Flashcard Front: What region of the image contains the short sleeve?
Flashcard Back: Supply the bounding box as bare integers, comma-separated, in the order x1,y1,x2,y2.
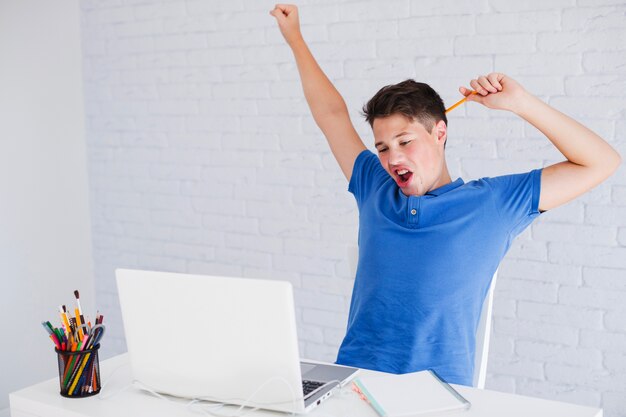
348,150,388,206
482,169,543,238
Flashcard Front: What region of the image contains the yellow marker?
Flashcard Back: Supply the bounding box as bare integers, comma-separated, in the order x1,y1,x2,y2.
445,90,478,113
75,308,84,340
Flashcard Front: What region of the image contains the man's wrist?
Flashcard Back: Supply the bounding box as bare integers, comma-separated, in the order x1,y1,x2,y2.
510,91,540,117
288,34,306,49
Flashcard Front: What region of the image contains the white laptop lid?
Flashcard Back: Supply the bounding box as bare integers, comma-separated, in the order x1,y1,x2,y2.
116,269,306,413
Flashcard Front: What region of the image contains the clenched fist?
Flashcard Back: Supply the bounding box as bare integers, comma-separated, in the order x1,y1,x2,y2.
459,73,530,114
270,4,303,46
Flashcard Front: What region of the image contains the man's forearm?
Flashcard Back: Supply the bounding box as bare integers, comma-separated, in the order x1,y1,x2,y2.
513,94,621,170
514,93,620,211
289,37,348,121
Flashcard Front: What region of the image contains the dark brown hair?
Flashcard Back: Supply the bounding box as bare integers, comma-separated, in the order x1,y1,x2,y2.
362,79,447,133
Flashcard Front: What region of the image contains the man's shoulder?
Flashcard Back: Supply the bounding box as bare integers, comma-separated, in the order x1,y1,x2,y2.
464,169,541,191
350,150,388,186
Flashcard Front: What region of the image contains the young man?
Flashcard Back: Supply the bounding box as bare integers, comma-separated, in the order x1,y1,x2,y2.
270,5,621,385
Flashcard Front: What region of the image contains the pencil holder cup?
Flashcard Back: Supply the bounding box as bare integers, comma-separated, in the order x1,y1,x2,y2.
55,344,101,398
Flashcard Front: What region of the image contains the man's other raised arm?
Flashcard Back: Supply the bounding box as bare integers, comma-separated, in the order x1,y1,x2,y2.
460,73,622,212
270,4,366,181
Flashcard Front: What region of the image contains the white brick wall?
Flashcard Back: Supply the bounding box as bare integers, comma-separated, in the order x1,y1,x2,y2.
80,1,626,415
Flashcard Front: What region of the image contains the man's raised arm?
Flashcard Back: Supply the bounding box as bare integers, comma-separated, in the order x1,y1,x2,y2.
460,73,621,212
270,4,366,181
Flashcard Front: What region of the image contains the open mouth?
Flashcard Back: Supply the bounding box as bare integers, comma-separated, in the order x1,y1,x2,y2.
395,168,413,187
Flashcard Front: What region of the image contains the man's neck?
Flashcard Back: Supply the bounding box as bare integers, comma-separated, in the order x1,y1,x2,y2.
429,164,452,192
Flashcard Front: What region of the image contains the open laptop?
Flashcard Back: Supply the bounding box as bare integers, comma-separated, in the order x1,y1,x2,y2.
116,269,359,413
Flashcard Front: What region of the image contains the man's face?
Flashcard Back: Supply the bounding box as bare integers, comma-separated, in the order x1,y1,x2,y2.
373,114,448,196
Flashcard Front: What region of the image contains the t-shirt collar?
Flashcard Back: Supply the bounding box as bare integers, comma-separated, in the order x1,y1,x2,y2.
425,178,465,196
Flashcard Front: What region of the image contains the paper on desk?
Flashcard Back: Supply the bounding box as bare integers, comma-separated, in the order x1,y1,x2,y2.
353,370,470,417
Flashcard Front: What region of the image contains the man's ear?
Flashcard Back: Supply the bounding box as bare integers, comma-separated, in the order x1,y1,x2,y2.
434,120,447,145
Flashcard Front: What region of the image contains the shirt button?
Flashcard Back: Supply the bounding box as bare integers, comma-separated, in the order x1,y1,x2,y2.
410,209,417,215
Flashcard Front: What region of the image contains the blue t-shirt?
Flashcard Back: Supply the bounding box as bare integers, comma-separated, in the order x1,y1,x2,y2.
336,150,542,386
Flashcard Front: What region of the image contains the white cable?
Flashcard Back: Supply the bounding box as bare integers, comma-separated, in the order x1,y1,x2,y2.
133,376,297,417
97,383,134,400
186,398,225,415
192,402,262,417
133,380,172,401
97,362,133,400
187,375,296,417
97,361,348,417
131,377,345,417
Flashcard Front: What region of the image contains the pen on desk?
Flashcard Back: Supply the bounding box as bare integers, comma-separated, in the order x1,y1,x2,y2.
69,316,77,336
49,335,61,350
92,366,97,392
58,328,66,350
75,308,84,340
43,322,63,349
59,305,72,334
62,325,71,347
53,327,63,343
67,330,100,394
44,321,55,334
62,351,80,388
82,352,98,394
68,360,88,395
52,334,62,350
63,341,86,390
83,359,93,394
42,322,62,349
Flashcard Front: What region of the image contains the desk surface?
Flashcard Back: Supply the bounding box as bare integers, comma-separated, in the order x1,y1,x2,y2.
10,354,602,417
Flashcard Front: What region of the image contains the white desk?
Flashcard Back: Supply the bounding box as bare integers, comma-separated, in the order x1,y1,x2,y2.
10,354,602,417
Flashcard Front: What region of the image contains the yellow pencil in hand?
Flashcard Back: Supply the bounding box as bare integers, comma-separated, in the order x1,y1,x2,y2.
445,90,478,113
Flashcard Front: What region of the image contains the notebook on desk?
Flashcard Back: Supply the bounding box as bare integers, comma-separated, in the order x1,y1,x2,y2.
115,269,359,414
353,370,470,417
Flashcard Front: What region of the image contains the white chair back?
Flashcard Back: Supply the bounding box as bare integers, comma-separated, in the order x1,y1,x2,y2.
473,269,497,389
346,246,496,388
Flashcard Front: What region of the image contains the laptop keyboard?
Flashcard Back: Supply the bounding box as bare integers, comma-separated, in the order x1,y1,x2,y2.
302,380,325,397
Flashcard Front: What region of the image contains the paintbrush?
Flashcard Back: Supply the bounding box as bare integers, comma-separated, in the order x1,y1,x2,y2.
74,290,83,316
